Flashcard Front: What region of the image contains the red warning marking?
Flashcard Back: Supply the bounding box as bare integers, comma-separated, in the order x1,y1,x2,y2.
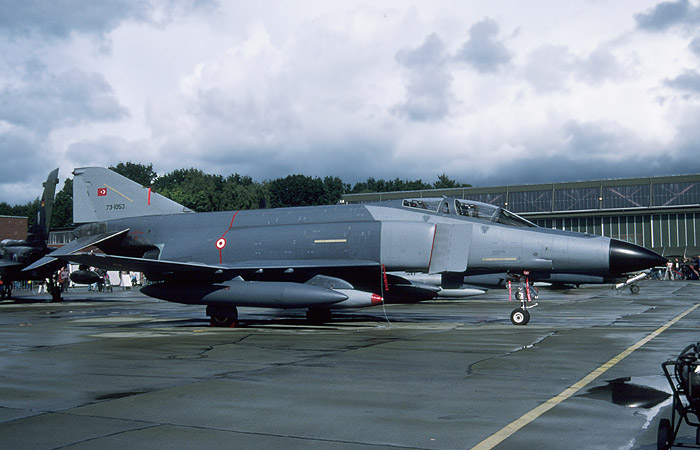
371,294,383,305
382,264,389,292
148,188,151,205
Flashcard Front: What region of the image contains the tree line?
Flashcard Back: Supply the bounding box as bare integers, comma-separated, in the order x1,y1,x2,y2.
0,162,470,229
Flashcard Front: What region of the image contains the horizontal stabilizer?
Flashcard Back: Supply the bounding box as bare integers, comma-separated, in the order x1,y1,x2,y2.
0,260,23,269
51,229,130,257
21,256,55,272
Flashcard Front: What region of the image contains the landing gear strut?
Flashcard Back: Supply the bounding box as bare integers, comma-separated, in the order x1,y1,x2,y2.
207,305,238,328
508,274,538,326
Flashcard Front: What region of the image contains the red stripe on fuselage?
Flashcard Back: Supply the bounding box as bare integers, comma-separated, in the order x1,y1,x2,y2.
218,211,240,263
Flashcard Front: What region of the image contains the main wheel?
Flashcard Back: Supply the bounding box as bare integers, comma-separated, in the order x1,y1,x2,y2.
307,307,332,324
207,305,238,328
630,284,640,294
510,308,530,325
50,286,62,302
210,315,237,328
657,418,672,450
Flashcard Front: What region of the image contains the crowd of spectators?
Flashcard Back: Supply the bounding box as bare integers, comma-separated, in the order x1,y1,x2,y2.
659,256,700,280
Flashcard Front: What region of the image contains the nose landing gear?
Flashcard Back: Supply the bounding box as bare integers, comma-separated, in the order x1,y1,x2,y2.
508,274,538,326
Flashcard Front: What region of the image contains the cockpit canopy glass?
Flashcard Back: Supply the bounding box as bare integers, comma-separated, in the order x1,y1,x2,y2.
401,198,537,228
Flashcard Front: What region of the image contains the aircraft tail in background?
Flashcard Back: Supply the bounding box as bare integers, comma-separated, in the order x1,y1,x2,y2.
27,168,59,246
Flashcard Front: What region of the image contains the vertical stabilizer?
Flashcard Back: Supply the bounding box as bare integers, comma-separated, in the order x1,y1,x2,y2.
73,167,192,224
28,168,59,246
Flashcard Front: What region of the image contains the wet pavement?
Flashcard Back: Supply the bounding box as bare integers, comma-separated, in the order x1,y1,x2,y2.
1,280,699,449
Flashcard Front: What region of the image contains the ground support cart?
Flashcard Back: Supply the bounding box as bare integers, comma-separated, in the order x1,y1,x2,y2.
658,343,700,449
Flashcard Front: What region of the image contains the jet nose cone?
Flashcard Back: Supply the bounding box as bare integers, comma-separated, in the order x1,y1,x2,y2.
609,239,667,274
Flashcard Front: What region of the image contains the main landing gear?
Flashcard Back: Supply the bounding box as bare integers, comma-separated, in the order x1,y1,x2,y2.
306,307,332,324
207,305,238,328
508,275,538,326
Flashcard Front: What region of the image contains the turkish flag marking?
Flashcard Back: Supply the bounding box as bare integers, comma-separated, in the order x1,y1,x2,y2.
97,188,107,196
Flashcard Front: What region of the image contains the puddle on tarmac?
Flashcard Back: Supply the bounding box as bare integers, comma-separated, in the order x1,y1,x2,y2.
579,377,670,408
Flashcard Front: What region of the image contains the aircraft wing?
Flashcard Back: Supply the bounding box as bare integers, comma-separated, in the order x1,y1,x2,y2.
52,251,382,281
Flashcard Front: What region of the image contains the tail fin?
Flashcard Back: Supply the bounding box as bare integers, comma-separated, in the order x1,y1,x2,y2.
27,168,59,246
73,167,192,223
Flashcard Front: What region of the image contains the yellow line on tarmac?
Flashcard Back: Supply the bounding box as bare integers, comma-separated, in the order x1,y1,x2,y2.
471,301,700,450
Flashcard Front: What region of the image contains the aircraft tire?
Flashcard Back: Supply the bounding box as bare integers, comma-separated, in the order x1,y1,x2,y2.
510,308,530,326
207,305,238,328
210,315,237,328
630,284,640,294
657,418,672,450
307,307,332,324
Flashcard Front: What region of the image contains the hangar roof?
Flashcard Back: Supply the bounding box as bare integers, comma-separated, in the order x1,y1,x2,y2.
342,174,700,218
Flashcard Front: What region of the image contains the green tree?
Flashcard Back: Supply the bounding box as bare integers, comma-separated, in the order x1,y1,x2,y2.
268,174,325,208
433,173,471,189
220,174,268,211
319,176,348,205
152,168,224,212
50,178,73,228
110,162,158,187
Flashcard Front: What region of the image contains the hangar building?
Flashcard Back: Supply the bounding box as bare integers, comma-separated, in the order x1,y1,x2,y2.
342,174,700,258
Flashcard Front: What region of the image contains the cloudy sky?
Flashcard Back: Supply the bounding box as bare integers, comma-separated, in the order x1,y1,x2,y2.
2,0,700,205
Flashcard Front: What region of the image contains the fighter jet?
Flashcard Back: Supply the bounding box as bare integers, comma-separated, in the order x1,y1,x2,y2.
1,168,65,301
26,168,666,326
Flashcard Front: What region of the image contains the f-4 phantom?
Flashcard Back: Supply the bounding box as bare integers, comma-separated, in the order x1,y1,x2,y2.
1,169,65,300
27,168,666,326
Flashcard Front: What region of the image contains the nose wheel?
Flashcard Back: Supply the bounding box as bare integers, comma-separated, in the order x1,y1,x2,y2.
510,307,530,325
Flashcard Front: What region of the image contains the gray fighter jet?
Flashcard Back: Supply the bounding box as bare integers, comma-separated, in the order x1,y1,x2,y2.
1,168,64,300
26,168,666,326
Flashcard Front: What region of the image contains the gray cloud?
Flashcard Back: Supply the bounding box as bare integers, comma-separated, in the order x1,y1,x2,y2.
0,127,56,206
635,0,700,31
522,45,573,92
456,18,511,73
561,120,634,157
394,33,452,122
523,44,624,92
0,0,150,39
467,118,700,187
0,0,217,39
665,69,700,93
0,68,128,134
574,47,623,84
689,36,700,57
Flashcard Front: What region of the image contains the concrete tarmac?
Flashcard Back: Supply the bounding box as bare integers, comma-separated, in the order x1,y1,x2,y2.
1,280,699,449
